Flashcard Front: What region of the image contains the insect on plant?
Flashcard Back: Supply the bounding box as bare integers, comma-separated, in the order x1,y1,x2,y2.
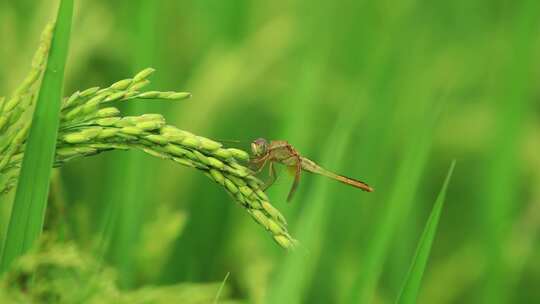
250,138,374,202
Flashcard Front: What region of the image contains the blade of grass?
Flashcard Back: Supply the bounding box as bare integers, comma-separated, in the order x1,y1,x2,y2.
213,272,230,304
262,4,339,301
263,56,324,217
347,98,441,304
0,0,73,272
265,95,362,304
105,0,158,288
395,160,455,304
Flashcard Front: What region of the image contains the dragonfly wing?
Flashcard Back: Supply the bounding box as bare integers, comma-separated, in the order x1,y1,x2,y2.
262,161,278,190
286,157,302,202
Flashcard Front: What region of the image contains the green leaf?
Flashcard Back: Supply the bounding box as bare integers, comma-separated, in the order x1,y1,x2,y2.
347,101,439,304
0,0,73,272
105,0,159,288
395,160,456,304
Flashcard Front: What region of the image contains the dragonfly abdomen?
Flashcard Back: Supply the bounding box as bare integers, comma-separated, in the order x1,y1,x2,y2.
300,158,374,192
333,174,374,192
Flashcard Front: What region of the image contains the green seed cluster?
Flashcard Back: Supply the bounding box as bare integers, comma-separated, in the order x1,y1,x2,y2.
0,23,53,193
0,25,295,249
60,68,191,128
54,115,294,248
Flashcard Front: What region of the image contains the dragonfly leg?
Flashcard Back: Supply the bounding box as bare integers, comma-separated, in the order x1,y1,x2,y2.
250,155,269,173
262,161,277,190
286,156,302,202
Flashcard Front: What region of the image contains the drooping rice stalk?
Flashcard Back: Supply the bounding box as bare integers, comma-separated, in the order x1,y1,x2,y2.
0,30,294,252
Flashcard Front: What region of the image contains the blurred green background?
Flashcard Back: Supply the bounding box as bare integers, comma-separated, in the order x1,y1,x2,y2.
1,0,540,303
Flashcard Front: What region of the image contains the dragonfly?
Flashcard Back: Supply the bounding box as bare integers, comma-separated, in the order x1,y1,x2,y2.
250,138,373,202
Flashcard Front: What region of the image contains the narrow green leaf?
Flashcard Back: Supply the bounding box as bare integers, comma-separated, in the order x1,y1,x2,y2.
213,272,230,304
0,0,73,272
105,0,158,288
395,160,456,304
264,109,355,304
347,103,437,303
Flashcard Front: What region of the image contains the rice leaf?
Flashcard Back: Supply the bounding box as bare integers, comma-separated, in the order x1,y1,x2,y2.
105,0,159,288
347,101,439,303
265,81,361,303
395,160,455,304
0,0,73,272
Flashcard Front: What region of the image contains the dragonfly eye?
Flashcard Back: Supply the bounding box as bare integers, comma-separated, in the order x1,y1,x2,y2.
251,138,268,156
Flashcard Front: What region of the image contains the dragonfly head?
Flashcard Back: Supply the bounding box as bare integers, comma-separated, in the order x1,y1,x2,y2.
251,138,269,157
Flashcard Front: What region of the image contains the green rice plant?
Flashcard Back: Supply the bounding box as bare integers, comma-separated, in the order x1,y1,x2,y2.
0,0,73,273
0,25,54,190
56,72,292,248
0,67,294,250
395,160,455,304
0,238,239,303
0,38,294,258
